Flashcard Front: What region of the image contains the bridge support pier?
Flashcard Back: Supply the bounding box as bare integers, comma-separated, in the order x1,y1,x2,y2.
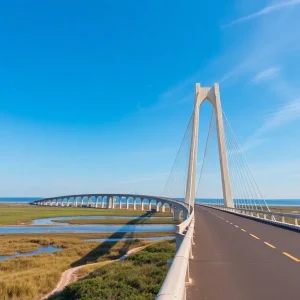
133,199,137,210
141,200,144,211
149,201,152,211
126,199,129,209
173,207,181,221
119,197,122,209
107,196,113,209
183,209,188,220
111,197,116,209
156,203,160,212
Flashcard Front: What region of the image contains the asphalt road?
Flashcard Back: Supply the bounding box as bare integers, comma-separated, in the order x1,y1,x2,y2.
187,205,300,300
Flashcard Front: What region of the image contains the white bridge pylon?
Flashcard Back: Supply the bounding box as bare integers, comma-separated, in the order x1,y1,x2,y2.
185,83,235,209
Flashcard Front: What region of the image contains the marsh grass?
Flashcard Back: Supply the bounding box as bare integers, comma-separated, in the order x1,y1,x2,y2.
0,205,171,225
0,232,174,300
51,240,176,300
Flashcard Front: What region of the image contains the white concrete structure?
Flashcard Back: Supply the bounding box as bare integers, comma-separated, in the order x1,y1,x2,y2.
185,83,234,209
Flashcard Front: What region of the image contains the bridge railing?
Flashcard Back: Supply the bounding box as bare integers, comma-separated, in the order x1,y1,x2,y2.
204,205,300,229
156,208,194,300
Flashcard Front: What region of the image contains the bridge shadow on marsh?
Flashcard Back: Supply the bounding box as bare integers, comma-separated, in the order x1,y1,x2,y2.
71,210,157,267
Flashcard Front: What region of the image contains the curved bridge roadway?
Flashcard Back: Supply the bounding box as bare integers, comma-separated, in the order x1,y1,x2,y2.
188,205,300,300
32,194,189,221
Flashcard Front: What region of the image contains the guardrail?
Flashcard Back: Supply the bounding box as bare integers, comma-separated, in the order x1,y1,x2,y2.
203,205,300,230
156,208,194,300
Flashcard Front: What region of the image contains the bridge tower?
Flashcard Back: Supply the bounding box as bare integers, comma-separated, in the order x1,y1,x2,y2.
185,83,234,209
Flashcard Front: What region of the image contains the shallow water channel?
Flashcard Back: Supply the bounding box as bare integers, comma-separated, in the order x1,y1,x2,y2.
0,216,176,234
0,245,63,261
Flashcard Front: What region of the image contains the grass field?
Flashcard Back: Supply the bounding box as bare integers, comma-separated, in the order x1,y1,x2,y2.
269,206,300,213
0,233,174,300
50,240,176,300
0,204,172,225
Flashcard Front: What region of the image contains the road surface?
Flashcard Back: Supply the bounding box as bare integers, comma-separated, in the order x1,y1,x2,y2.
187,205,300,300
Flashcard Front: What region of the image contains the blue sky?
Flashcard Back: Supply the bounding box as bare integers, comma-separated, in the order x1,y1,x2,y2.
0,0,300,198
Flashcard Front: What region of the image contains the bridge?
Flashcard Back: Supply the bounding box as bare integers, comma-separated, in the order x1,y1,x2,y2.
32,83,300,300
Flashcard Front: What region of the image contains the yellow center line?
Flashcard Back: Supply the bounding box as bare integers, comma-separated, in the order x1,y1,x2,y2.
241,229,246,232
282,252,300,262
250,234,260,240
264,242,276,249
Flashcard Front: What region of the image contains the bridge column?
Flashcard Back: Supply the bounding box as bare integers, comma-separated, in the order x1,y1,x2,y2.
183,209,188,220
133,199,137,210
156,202,160,212
149,201,152,211
173,207,181,221
95,197,99,208
102,197,105,208
80,198,84,207
119,197,122,209
126,198,129,209
161,203,165,212
141,199,145,211
108,196,113,209
112,197,115,209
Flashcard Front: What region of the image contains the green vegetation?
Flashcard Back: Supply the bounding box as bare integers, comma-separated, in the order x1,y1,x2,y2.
53,218,178,225
0,233,174,300
51,240,175,300
0,204,172,225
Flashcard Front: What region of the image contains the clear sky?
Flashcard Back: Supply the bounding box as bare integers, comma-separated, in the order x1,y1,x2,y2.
0,0,299,199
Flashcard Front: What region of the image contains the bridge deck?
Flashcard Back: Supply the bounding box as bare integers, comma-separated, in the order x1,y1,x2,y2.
188,205,300,300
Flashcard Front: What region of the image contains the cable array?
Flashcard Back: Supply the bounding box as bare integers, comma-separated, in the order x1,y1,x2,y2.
196,109,270,212
161,113,193,200
161,103,270,213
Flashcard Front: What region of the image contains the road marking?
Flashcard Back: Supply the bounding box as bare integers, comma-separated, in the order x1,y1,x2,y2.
226,220,229,222
234,225,239,228
264,242,276,249
250,234,260,240
282,252,300,262
241,229,246,232
230,222,233,225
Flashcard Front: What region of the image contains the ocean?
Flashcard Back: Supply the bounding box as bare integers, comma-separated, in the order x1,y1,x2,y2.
0,198,42,204
0,197,299,206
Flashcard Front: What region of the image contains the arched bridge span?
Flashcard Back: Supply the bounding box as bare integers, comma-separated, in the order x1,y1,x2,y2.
32,194,190,221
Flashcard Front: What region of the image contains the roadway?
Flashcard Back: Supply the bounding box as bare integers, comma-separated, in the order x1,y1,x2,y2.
187,205,300,300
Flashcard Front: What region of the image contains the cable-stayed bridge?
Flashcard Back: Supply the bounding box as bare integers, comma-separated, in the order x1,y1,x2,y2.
33,83,300,300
